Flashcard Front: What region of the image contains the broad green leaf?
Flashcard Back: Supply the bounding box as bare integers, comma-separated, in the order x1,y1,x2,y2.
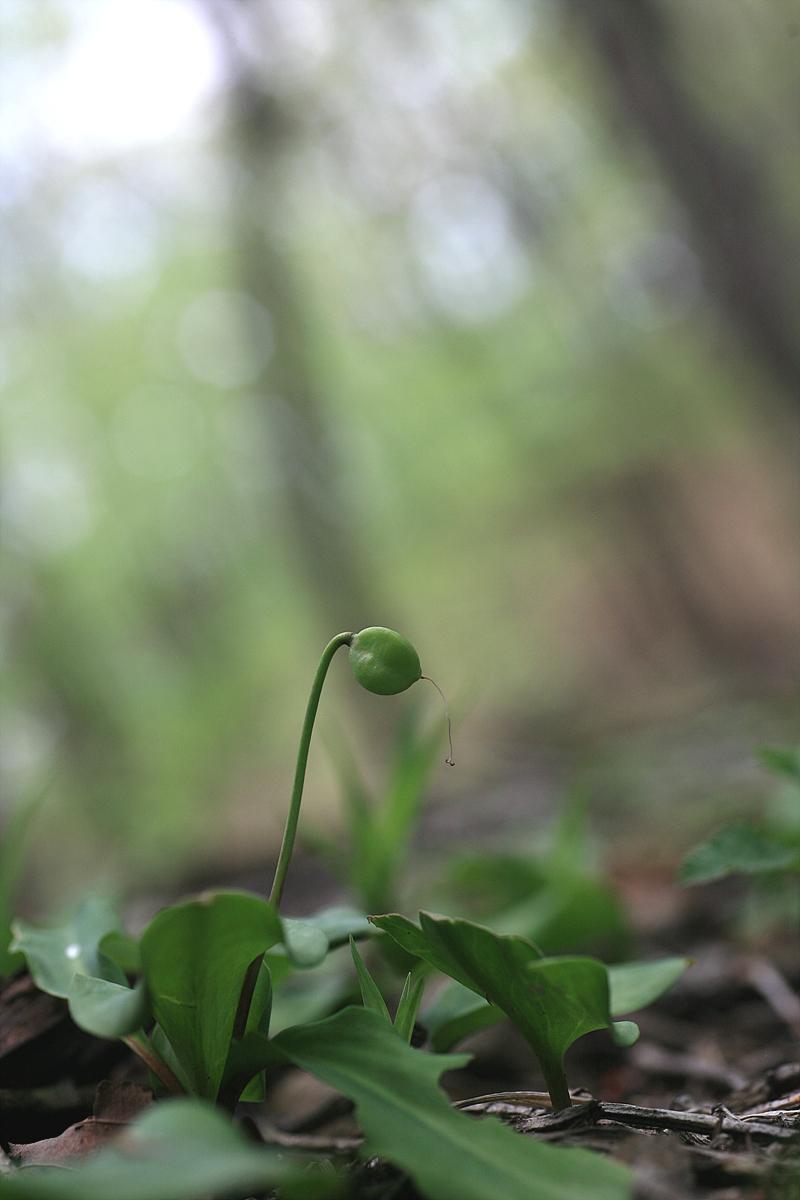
248,955,274,1034
0,1098,338,1200
350,936,391,1021
374,913,617,1109
607,957,690,1015
393,973,425,1042
422,959,687,1054
370,911,499,991
10,897,123,997
422,979,506,1051
268,958,354,1035
68,974,150,1039
680,825,799,884
139,891,282,1100
261,947,295,991
275,1007,631,1200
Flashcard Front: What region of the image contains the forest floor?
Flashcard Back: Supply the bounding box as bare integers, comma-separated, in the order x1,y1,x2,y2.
2,860,797,1199
2,712,798,1199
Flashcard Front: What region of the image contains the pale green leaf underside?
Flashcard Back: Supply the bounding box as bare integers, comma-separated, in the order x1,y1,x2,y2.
68,974,150,1039
607,957,690,1015
281,917,329,966
10,897,123,998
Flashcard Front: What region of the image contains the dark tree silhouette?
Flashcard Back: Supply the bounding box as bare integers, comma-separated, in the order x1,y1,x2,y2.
563,0,800,399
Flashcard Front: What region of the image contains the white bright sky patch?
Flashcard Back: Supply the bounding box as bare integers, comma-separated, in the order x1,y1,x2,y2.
38,0,223,158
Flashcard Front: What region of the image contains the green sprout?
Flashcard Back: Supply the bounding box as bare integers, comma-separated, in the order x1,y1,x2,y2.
269,627,453,910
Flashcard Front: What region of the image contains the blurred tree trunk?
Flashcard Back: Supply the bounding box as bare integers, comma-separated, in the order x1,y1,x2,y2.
563,0,800,400
573,461,799,696
204,0,386,638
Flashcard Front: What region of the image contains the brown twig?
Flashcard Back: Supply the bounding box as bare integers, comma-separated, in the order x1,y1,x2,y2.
518,1099,800,1144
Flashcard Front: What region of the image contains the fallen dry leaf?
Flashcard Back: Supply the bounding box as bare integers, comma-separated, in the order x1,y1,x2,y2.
9,1080,152,1166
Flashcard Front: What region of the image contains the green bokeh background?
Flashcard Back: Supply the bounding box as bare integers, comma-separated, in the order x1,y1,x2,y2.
2,0,798,908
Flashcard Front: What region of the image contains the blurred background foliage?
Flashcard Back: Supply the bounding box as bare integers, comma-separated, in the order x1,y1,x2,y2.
1,0,798,910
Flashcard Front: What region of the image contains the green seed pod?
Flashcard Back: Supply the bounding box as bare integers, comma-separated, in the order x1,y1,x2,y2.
348,627,422,696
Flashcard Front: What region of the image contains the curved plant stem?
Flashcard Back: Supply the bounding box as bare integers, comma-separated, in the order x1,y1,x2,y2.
232,953,265,1042
269,632,353,910
124,1031,185,1096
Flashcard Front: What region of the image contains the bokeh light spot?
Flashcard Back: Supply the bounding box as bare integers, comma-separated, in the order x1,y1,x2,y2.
409,173,533,322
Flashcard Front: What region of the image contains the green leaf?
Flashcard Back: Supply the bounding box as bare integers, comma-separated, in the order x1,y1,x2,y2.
759,745,800,783
375,912,618,1109
262,907,370,976
393,973,425,1042
422,979,506,1051
139,891,282,1100
446,794,628,958
609,1021,639,1047
421,958,687,1055
0,1098,339,1200
249,955,274,1034
302,903,373,947
325,708,441,912
350,936,392,1021
99,929,142,976
370,911,501,991
680,825,799,884
268,958,354,1035
226,957,273,1103
607,957,690,1015
68,974,150,1039
218,1029,282,1108
10,897,123,997
150,1024,192,1094
281,917,329,966
275,1007,631,1200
